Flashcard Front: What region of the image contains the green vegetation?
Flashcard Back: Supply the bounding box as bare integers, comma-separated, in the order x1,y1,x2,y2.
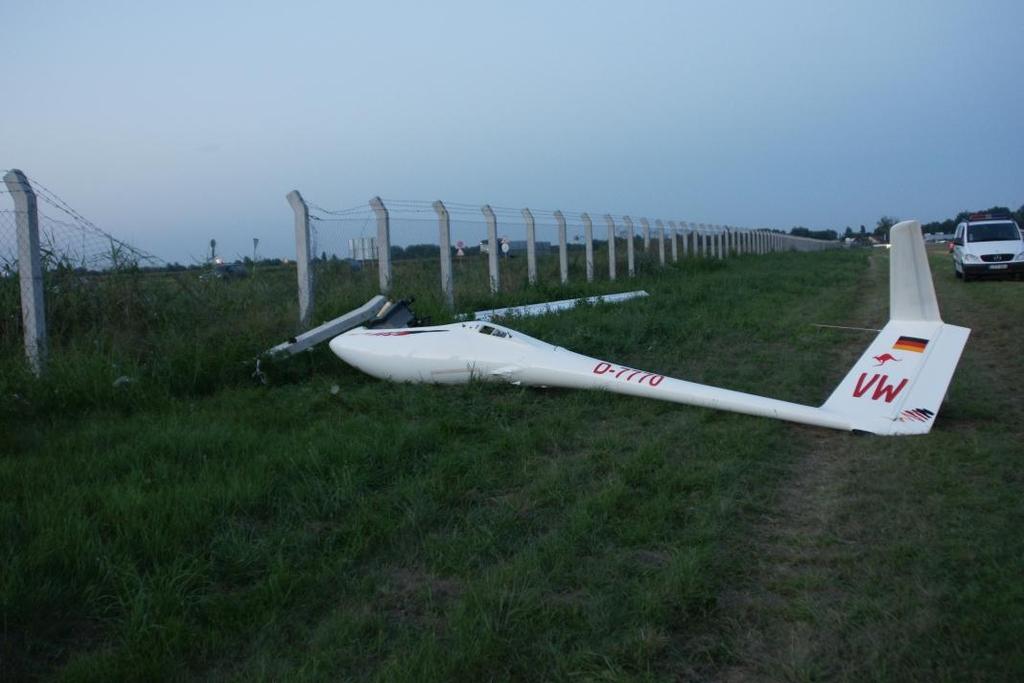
2,247,1022,680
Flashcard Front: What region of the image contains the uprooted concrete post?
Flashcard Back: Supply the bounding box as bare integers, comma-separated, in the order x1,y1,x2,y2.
604,214,617,281
433,200,454,309
4,169,46,375
286,189,315,329
581,212,594,282
481,204,500,293
522,208,537,285
369,196,392,294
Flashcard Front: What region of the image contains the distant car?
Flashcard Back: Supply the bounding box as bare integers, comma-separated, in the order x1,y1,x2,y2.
200,262,249,281
951,213,1024,281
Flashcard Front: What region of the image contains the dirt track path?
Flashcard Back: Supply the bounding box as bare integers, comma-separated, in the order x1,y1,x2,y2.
709,254,888,681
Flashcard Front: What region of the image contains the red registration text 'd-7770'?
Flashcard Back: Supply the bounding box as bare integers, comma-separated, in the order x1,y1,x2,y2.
592,362,664,386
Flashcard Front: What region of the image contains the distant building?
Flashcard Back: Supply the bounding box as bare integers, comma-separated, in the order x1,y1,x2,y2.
349,237,377,261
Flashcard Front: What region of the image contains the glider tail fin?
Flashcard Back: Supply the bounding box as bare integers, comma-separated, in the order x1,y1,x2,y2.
822,221,970,435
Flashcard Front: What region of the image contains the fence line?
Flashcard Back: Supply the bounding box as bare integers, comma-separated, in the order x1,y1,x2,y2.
288,193,841,329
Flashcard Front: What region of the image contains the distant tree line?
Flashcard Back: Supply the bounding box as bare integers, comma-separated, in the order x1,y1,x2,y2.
865,204,1024,242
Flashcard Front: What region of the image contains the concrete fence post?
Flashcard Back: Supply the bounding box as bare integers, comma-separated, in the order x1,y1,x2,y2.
716,226,724,259
369,196,392,294
554,210,568,284
682,222,691,258
669,221,678,262
481,205,500,293
581,212,594,282
640,217,650,252
286,189,315,329
4,170,46,375
656,219,666,265
522,208,537,285
433,200,454,309
623,215,636,277
604,214,617,281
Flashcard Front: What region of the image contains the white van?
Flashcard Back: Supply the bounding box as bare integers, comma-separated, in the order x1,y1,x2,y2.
951,213,1024,281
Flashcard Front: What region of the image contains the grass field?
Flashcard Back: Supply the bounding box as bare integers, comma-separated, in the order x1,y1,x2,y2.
2,246,1022,680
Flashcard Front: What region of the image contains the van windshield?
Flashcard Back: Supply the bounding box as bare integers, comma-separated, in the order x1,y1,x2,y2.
967,222,1020,243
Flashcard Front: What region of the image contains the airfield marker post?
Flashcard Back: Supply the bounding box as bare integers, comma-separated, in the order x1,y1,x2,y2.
554,210,569,284
581,212,594,282
481,205,500,293
656,219,666,266
286,189,315,329
640,217,650,252
522,208,537,285
669,221,678,262
623,215,636,277
604,214,617,281
433,200,454,309
369,196,392,294
4,170,47,375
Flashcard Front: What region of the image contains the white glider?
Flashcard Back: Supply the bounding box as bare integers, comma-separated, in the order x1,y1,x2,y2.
330,221,969,435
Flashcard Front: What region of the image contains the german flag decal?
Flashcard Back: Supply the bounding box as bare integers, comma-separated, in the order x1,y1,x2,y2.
893,336,928,353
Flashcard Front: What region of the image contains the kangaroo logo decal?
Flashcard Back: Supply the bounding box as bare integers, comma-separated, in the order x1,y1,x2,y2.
852,372,908,403
873,353,901,367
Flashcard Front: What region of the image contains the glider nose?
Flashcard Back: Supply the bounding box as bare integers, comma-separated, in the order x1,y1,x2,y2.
328,331,361,365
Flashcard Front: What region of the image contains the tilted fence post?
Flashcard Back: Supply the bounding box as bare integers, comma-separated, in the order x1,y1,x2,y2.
604,214,617,281
669,221,678,262
433,200,454,309
656,219,666,265
623,216,635,277
554,210,568,284
581,212,594,282
481,205,500,293
4,170,46,375
369,196,392,294
522,208,537,285
640,217,650,252
286,190,315,329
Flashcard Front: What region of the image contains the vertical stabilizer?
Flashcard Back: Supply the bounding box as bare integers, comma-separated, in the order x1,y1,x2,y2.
890,220,941,322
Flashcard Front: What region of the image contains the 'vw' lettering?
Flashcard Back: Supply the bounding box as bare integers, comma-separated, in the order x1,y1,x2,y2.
852,372,908,403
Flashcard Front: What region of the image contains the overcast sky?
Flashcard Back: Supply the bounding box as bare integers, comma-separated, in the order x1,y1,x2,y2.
3,0,1023,262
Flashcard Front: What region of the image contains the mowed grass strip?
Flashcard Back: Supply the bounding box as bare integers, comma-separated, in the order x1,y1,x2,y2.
3,249,869,680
